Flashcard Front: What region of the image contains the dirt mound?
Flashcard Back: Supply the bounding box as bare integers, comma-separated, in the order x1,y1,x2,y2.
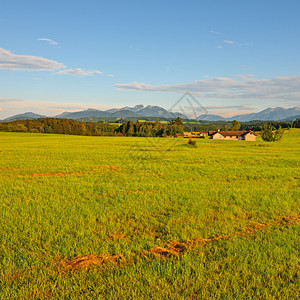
279,215,299,223
59,214,299,271
190,215,299,246
61,254,121,270
147,241,188,258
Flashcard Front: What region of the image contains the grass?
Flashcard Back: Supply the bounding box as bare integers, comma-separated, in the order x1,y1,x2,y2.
0,129,299,299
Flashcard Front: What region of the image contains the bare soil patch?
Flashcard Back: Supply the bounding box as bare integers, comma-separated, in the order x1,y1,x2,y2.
146,241,188,258
60,254,122,270
28,172,86,177
110,233,126,239
54,215,300,272
90,166,119,170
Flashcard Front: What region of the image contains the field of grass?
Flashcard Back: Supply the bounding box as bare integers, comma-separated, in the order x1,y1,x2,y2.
0,130,299,299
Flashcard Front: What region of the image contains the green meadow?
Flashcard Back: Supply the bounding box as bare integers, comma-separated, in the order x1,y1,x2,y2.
0,130,299,299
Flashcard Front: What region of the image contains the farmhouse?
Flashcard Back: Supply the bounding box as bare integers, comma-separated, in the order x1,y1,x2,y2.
209,130,257,141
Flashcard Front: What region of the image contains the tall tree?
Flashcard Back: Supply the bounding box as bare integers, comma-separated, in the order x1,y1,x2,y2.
261,124,284,142
231,120,241,131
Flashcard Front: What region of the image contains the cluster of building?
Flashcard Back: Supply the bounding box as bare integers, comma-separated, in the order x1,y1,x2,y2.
184,130,257,141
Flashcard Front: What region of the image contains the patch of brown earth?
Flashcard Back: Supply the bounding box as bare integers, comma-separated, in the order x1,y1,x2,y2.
61,254,122,270
7,266,36,281
90,166,119,170
151,173,163,177
28,290,52,300
146,241,188,258
10,272,24,280
59,214,299,271
0,167,19,171
110,233,126,239
190,215,299,246
28,172,86,177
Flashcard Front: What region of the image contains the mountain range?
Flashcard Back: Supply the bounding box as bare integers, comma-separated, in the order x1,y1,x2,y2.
196,107,300,122
1,105,299,122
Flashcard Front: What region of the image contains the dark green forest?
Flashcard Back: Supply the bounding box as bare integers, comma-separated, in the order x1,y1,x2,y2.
184,119,297,132
0,118,184,137
0,118,119,136
115,118,184,137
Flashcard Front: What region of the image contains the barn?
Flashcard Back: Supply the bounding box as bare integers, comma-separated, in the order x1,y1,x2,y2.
210,130,257,141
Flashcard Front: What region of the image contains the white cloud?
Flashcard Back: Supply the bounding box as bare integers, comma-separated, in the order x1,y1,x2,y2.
114,76,300,101
223,40,252,47
0,48,65,70
0,48,106,77
210,30,221,35
37,38,58,46
107,74,114,77
205,105,255,111
56,68,103,76
217,46,223,49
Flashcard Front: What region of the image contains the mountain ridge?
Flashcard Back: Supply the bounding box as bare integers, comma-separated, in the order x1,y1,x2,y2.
196,106,299,122
2,105,299,122
2,112,47,122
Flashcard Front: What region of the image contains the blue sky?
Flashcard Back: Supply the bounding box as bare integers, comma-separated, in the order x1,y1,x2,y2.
1,0,300,118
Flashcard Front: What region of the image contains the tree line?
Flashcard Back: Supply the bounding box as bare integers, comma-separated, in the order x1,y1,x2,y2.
115,118,184,137
0,118,119,136
0,117,298,137
241,120,299,130
0,117,184,137
184,119,299,132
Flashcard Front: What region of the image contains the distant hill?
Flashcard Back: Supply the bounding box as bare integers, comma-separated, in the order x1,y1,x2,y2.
2,106,299,122
197,107,300,122
52,108,143,119
106,104,188,118
196,114,225,121
3,112,46,122
226,107,300,122
136,105,187,118
52,105,188,120
279,114,300,121
115,104,145,113
110,110,140,118
54,111,73,118
54,109,112,119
